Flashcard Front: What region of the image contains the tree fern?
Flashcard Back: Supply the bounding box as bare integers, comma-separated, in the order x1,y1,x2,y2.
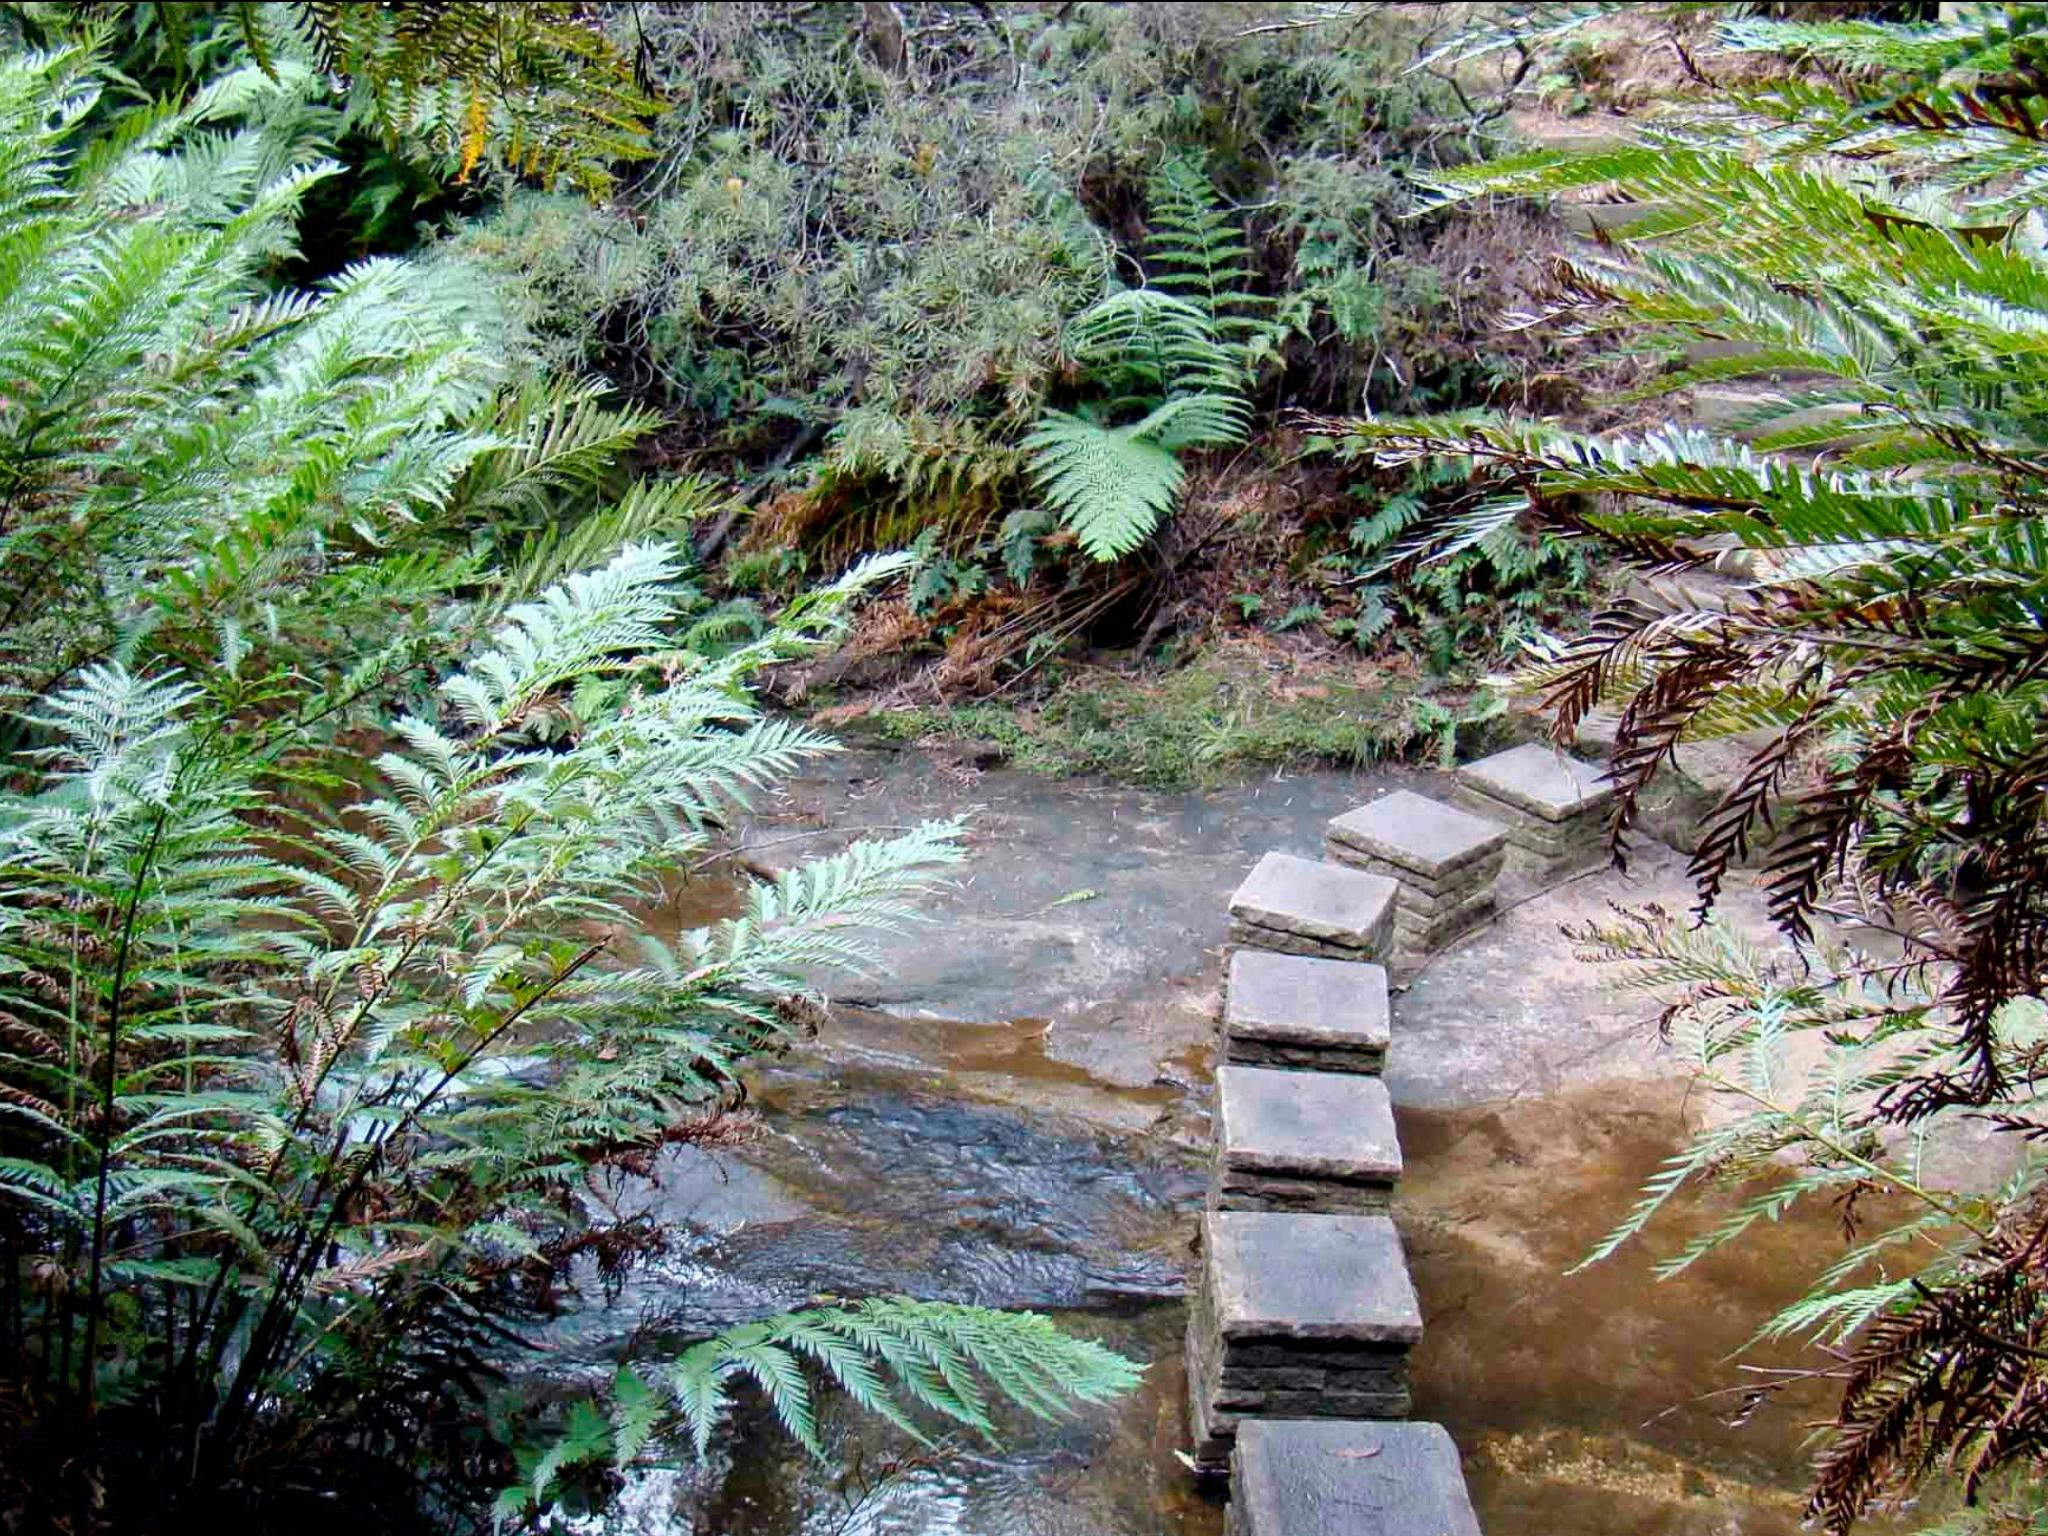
0,48,1138,1525
0,41,669,742
1307,7,2048,1527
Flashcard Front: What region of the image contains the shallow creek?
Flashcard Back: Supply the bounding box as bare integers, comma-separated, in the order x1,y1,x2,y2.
541,748,1908,1534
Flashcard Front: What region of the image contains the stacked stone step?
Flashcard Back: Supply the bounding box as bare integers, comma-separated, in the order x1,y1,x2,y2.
1454,743,1615,882
1216,948,1398,1209
1228,1420,1481,1536
1211,1064,1400,1212
1196,848,1481,1532
1186,1209,1421,1473
1222,949,1388,1074
1227,852,1397,962
1324,789,1506,960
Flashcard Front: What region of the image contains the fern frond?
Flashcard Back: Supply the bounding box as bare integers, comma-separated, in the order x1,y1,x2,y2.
1022,411,1184,562
1067,287,1242,401
650,1298,1140,1458
1143,154,1271,361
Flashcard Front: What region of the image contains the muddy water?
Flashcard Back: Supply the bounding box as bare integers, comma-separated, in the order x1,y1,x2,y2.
547,752,1898,1534
1399,1082,1917,1536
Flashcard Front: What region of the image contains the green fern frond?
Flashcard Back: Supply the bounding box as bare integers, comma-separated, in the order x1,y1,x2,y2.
459,374,664,519
290,1,659,196
1067,286,1243,401
1143,154,1270,358
1022,411,1183,562
494,475,723,608
650,1297,1140,1461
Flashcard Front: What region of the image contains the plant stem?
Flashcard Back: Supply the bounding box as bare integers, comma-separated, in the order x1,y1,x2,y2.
79,804,169,1419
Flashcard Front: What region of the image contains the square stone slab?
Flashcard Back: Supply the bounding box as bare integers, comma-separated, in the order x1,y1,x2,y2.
1228,852,1396,948
1224,951,1389,1071
1204,1210,1422,1345
1326,790,1508,880
1228,1420,1481,1536
1217,1066,1401,1184
1457,743,1614,823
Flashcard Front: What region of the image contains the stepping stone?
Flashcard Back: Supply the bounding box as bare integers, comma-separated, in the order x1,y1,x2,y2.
1325,790,1506,954
1327,789,1506,883
1212,1065,1400,1212
1227,1420,1481,1536
1205,1209,1421,1347
1228,852,1396,961
1454,743,1615,880
1186,1210,1420,1470
1222,951,1388,1074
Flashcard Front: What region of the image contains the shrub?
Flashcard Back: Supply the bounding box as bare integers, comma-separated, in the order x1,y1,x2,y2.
447,5,1527,479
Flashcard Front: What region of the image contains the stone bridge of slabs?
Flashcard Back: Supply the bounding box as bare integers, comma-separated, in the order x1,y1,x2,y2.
1190,745,1613,1535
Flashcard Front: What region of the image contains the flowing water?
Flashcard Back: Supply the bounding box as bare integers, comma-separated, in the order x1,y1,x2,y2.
532,749,1926,1534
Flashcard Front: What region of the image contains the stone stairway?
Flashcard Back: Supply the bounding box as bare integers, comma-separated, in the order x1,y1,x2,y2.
1188,742,1614,1534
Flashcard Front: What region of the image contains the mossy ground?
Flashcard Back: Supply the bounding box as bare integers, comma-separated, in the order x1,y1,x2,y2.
841,641,1509,789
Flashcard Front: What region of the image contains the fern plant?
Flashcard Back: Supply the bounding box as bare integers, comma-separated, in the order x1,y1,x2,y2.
0,44,1137,1532
1144,153,1280,376
1319,456,1594,674
1024,389,1247,562
0,40,678,743
286,1,657,193
1023,159,1265,563
1567,908,2048,1536
509,1298,1136,1513
1303,5,2048,1528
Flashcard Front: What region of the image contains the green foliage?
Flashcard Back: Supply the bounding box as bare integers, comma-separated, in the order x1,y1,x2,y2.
287,2,656,194
0,40,670,734
1317,4,2048,1527
450,5,1122,443
1143,154,1279,371
1320,458,1597,674
1023,163,1262,563
0,43,1135,1529
511,1299,1140,1511
4,2,661,266
420,2,1583,711
1024,393,1246,562
1069,286,1248,406
447,5,1508,495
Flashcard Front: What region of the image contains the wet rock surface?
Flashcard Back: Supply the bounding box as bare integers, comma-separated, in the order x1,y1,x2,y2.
730,746,1424,1027
559,745,1907,1536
